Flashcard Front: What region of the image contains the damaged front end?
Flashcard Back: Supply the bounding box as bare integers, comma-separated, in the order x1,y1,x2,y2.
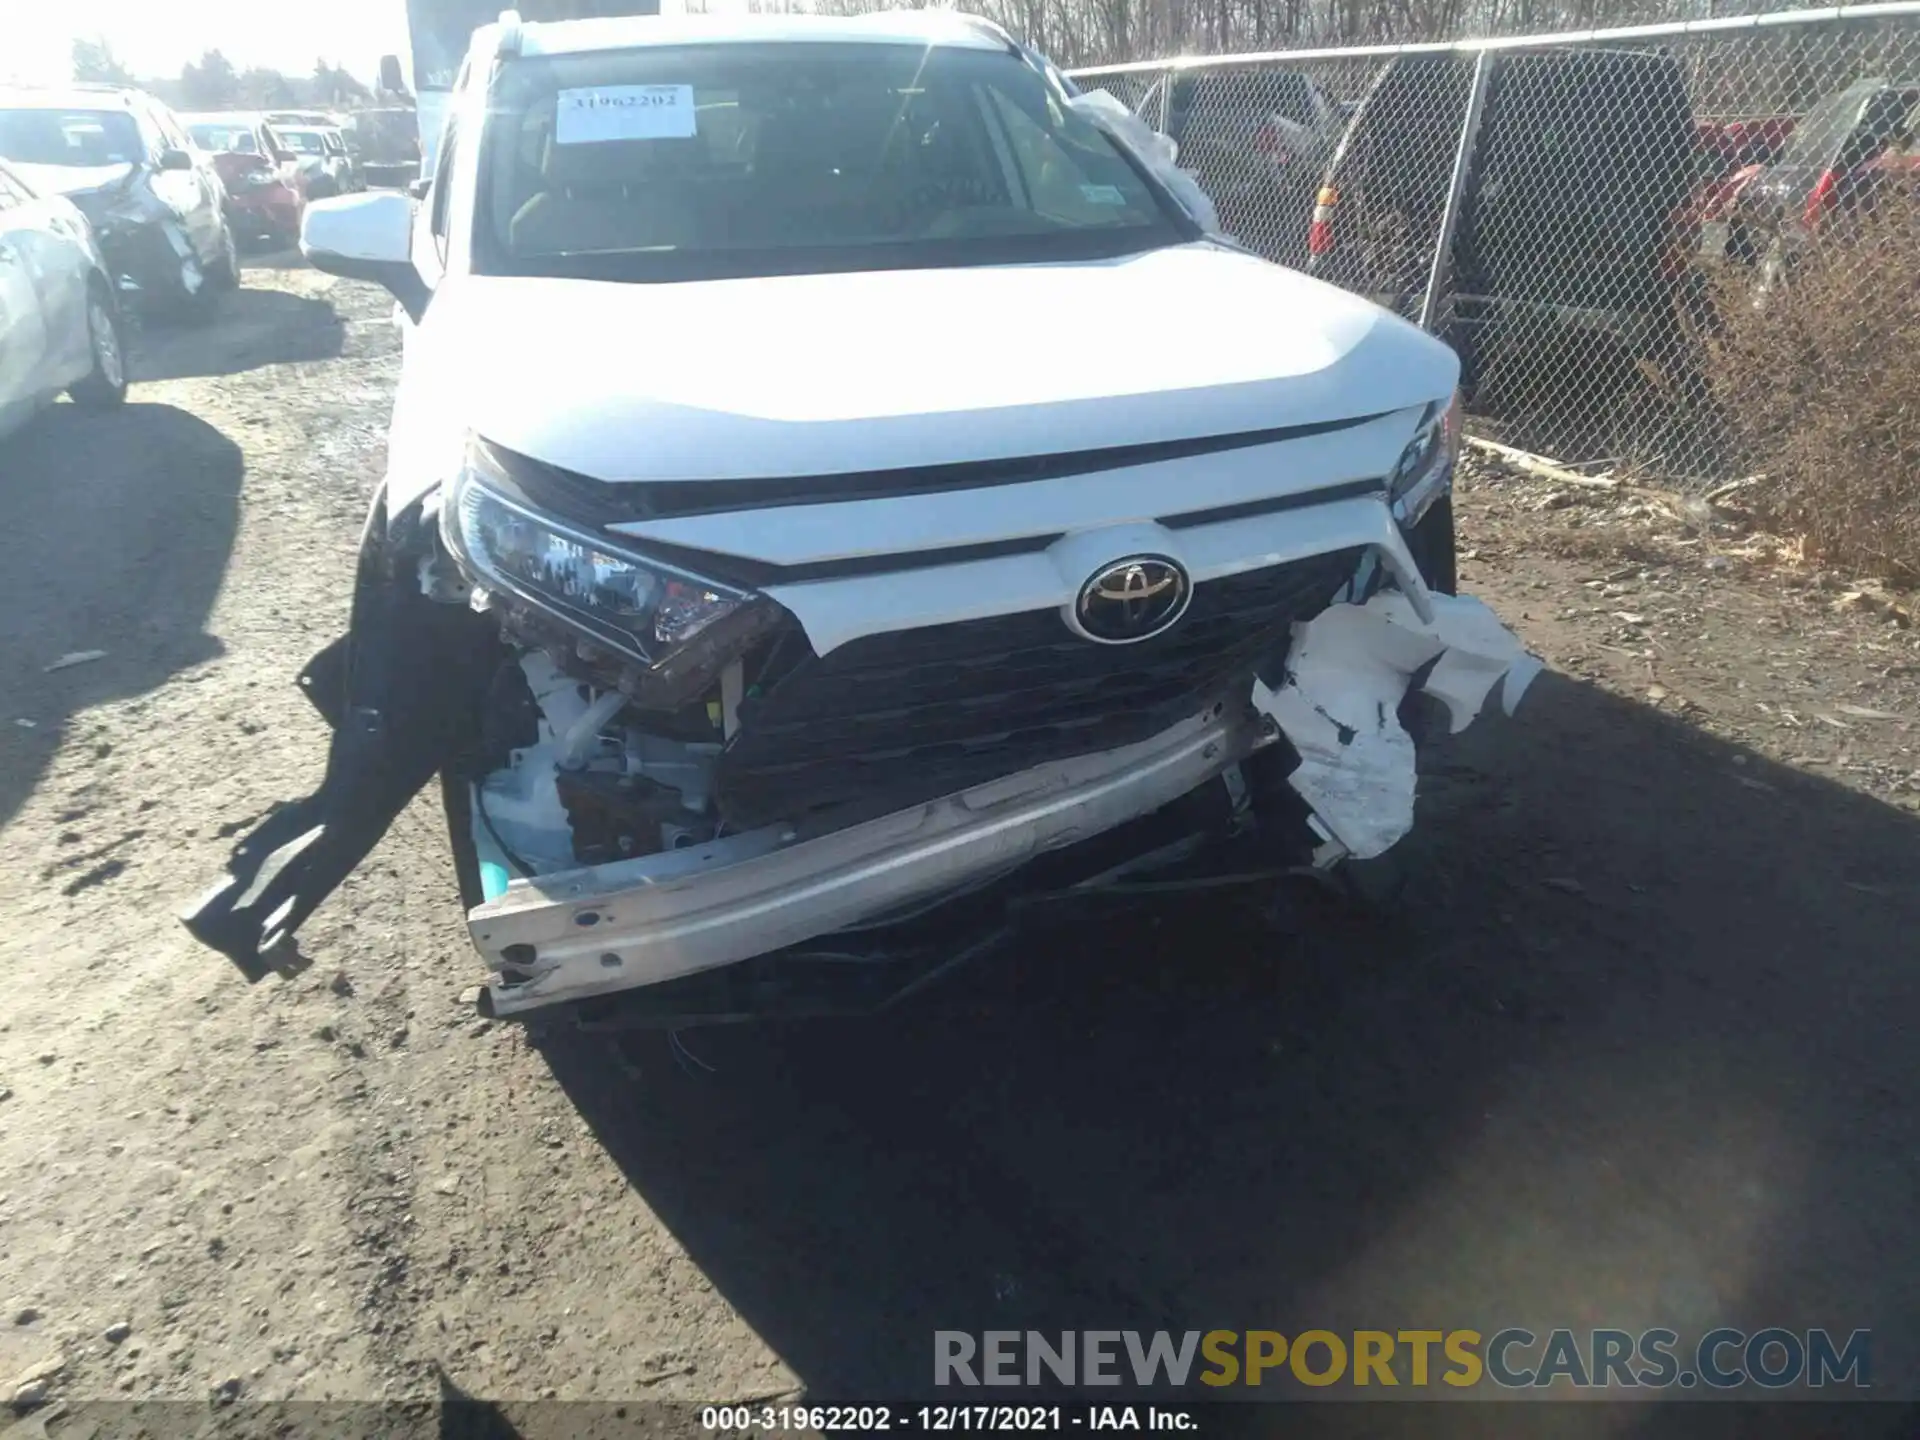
184,425,1539,1027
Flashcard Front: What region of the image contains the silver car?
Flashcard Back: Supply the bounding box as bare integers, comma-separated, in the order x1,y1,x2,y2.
0,156,127,443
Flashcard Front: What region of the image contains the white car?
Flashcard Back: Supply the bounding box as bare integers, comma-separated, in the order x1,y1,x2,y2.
0,156,127,444
185,10,1540,1027
272,125,360,197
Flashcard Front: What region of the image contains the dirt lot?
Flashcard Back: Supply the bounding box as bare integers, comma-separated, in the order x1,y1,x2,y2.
1,264,1917,1431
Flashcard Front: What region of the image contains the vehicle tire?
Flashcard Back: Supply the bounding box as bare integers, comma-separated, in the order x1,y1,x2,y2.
1442,321,1483,406
1404,492,1457,595
68,282,129,411
173,250,227,325
440,773,488,914
208,223,241,293
1330,849,1410,912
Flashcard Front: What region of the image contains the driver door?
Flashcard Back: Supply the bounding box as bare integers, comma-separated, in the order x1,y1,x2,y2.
148,101,222,257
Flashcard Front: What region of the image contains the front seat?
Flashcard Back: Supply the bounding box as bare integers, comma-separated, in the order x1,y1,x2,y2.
510,131,703,256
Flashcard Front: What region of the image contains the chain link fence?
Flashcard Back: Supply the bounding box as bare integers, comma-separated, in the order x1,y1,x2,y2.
1068,5,1920,496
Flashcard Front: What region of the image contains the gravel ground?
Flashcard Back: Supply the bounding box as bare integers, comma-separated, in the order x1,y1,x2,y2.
0,263,1917,1433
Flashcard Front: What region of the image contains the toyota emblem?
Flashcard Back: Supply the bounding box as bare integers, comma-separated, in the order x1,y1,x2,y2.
1072,556,1192,644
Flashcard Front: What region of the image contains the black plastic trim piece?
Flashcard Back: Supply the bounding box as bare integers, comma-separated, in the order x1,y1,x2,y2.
1160,476,1388,529
478,409,1393,524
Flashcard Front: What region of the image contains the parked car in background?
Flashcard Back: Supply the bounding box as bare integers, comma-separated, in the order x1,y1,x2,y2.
0,156,127,443
1686,114,1795,253
184,112,308,248
0,86,237,319
1696,113,1796,174
316,128,365,193
272,125,358,198
1134,67,1345,264
264,112,365,190
1712,77,1918,281
1306,48,1697,401
264,110,343,130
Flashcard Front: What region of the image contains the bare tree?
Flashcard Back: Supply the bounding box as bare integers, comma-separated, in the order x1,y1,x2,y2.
71,36,134,86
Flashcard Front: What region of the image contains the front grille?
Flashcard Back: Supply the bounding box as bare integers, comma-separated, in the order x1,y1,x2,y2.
716,548,1364,829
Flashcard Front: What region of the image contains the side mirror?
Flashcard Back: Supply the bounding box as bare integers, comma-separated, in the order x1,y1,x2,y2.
379,54,406,94
301,191,429,322
407,177,433,200
159,147,194,172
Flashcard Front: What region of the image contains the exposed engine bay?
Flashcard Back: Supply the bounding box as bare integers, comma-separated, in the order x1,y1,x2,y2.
468,650,729,881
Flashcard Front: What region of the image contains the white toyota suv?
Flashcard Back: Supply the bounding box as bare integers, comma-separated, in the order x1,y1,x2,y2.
184,9,1539,1027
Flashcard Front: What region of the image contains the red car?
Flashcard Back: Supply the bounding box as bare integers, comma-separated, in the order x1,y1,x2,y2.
1698,79,1918,270
184,113,308,248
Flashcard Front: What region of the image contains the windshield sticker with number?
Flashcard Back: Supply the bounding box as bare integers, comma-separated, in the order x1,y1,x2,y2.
555,86,698,144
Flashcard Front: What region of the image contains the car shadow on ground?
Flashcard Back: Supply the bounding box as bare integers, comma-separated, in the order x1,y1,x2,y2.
0,403,240,830
541,671,1920,1433
240,247,313,273
132,283,343,382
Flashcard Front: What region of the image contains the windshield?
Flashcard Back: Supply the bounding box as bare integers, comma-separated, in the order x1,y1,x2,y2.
477,42,1186,283
1777,81,1878,172
279,129,328,154
1171,71,1318,127
190,123,260,154
0,108,144,168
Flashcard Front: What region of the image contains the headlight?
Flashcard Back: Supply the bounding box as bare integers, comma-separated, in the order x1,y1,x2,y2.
1388,389,1462,527
443,443,754,666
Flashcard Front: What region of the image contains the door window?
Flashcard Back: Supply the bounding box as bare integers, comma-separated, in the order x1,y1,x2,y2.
150,104,192,155
986,88,1164,228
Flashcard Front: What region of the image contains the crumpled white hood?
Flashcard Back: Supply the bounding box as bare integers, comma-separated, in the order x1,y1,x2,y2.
407,243,1458,487
9,161,133,198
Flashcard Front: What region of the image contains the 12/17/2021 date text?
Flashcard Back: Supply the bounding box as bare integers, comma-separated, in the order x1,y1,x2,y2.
701,1405,1201,1432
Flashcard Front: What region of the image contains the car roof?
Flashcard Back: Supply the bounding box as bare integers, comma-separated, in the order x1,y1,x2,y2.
509,10,1012,60
0,85,145,112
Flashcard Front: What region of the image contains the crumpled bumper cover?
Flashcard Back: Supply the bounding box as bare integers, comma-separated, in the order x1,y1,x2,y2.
472,702,1263,1016
468,591,1541,1017
1253,591,1543,859
97,222,201,300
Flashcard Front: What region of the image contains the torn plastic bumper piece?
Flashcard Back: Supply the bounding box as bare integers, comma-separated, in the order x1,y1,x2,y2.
1252,591,1542,859
180,495,504,981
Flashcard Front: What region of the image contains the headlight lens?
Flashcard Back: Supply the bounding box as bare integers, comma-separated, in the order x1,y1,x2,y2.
445,450,750,664
1389,389,1462,526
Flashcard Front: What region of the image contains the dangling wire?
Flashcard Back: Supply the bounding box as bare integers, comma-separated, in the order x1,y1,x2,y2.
668,1028,716,1076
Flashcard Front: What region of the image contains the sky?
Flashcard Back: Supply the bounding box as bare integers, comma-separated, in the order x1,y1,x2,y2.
3,0,747,87
7,0,421,86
